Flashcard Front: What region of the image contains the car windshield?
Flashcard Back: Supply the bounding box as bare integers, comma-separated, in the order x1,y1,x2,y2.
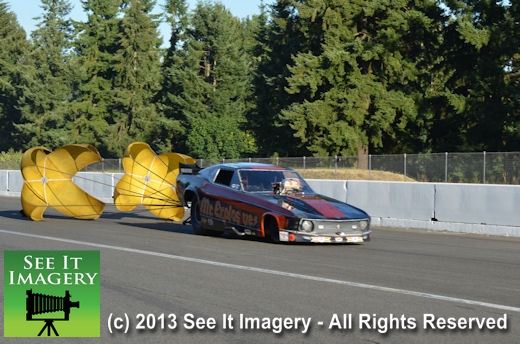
238,169,313,193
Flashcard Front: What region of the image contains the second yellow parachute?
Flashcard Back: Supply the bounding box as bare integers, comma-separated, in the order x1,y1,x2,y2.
113,142,196,221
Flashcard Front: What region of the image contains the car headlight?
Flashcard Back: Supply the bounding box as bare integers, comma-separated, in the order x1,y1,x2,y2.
359,220,368,230
300,220,314,232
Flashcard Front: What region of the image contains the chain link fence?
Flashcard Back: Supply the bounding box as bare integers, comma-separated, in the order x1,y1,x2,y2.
197,152,520,184
3,152,520,184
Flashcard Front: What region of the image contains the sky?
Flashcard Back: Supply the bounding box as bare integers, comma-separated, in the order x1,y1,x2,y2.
5,0,268,45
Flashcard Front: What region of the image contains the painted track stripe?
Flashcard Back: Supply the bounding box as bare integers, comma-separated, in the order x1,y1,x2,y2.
1,229,519,313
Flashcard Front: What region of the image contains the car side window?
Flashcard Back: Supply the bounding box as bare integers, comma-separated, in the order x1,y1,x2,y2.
214,169,235,186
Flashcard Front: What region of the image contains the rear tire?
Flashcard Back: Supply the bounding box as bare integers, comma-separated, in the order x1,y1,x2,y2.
190,197,221,237
191,197,208,235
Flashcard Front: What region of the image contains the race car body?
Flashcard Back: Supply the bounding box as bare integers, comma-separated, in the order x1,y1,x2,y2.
176,163,371,243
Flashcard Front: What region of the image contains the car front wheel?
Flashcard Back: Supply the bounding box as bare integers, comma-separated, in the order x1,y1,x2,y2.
264,216,280,243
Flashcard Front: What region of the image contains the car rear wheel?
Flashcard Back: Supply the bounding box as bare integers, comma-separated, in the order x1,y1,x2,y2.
190,197,221,236
190,197,208,235
264,217,280,243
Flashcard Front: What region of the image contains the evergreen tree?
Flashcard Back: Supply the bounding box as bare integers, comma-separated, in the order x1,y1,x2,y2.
395,0,448,153
110,0,166,154
2,0,517,157
15,0,74,149
503,0,520,149
251,0,308,157
458,0,519,151
424,1,518,152
281,0,427,158
0,2,31,151
163,2,255,159
68,0,123,157
163,0,189,58
156,0,189,152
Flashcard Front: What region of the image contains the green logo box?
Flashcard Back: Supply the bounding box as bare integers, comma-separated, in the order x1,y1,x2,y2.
3,250,100,337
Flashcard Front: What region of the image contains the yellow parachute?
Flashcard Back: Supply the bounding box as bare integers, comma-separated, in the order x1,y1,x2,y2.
20,144,105,221
113,142,196,221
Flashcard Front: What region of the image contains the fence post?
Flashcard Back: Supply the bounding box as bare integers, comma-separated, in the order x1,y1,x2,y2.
334,155,338,178
445,152,448,182
483,151,486,184
404,153,407,181
368,154,372,180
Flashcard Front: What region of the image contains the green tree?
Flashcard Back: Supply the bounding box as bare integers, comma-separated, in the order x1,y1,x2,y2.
251,0,308,157
0,2,31,151
393,0,449,153
281,0,428,158
460,0,520,151
427,1,520,152
163,2,255,159
503,0,520,149
68,0,123,157
156,0,189,152
110,0,167,153
15,0,75,149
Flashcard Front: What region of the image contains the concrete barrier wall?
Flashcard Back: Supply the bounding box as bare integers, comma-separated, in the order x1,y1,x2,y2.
0,170,122,204
345,181,435,222
2,170,519,237
433,183,520,227
308,179,520,237
0,170,24,196
73,172,122,202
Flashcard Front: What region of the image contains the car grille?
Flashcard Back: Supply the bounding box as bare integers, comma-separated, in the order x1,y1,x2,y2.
309,219,368,235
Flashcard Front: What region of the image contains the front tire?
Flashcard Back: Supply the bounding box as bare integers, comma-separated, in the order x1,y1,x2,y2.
264,217,280,243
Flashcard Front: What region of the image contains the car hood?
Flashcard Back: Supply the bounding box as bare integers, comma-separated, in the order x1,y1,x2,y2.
257,193,368,220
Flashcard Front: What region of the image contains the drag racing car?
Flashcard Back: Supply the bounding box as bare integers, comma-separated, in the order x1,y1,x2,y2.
176,163,371,243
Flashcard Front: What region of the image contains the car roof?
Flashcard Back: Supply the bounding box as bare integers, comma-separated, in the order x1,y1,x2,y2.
216,162,288,170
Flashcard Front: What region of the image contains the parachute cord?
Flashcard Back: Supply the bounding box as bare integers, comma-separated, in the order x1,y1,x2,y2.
42,155,48,206
140,156,156,204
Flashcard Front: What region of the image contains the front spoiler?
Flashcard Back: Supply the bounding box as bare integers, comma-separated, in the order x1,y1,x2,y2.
279,230,372,243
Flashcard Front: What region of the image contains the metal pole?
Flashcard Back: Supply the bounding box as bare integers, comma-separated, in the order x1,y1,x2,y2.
368,154,372,180
445,152,448,182
404,153,407,181
483,151,486,184
334,155,338,178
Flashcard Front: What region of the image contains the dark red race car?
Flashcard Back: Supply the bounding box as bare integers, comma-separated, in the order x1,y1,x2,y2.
176,162,371,243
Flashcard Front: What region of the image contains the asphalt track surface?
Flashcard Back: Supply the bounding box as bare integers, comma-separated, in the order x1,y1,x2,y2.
1,195,519,343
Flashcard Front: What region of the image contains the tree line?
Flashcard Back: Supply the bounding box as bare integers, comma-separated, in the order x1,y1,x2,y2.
0,0,518,159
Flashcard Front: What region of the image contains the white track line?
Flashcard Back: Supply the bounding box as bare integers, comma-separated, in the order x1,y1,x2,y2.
1,229,519,313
